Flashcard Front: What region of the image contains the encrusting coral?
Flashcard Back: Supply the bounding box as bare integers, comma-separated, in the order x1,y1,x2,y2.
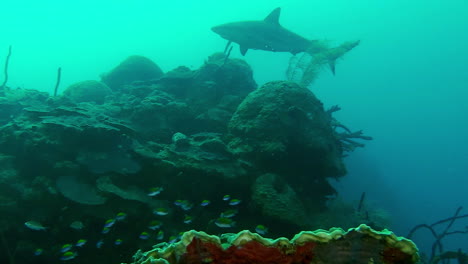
129,224,419,264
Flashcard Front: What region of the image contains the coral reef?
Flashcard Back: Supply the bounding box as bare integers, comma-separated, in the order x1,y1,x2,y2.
0,53,373,263
129,225,419,264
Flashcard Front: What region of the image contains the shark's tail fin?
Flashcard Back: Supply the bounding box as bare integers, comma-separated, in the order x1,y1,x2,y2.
289,40,360,87
326,40,360,75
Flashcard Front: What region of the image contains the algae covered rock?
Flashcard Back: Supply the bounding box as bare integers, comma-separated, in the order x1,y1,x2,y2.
189,53,257,104
251,173,308,227
228,81,345,206
63,80,112,104
101,55,164,90
128,225,419,264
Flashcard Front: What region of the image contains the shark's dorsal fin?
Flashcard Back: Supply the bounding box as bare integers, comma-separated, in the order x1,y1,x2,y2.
264,7,281,26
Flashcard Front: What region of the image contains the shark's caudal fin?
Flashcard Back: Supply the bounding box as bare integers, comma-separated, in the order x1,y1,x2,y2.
323,40,360,75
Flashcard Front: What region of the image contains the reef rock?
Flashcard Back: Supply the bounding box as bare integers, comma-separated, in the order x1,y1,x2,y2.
63,80,112,104
101,55,164,90
229,81,345,208
251,173,308,227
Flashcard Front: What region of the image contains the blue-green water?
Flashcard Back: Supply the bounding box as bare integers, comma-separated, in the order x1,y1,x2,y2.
2,0,468,262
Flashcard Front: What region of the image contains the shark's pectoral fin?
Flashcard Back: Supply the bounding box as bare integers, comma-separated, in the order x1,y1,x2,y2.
240,46,248,56
329,60,336,75
224,41,232,54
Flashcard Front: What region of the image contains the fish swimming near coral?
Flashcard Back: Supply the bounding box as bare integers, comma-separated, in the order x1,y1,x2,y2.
69,220,85,230
211,7,359,74
24,221,48,231
214,217,236,228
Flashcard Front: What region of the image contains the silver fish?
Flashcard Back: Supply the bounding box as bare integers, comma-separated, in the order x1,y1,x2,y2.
25,221,47,231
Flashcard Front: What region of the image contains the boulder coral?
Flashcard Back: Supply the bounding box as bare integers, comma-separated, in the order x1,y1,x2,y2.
63,80,112,104
101,55,164,90
228,81,345,209
229,81,345,177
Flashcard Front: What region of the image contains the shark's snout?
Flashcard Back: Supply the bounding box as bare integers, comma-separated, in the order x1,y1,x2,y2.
211,25,224,35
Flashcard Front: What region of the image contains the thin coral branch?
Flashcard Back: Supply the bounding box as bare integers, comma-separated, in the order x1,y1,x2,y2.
326,105,341,115
430,207,463,261
430,249,468,264
1,45,12,91
336,129,373,152
54,67,62,96
407,207,468,264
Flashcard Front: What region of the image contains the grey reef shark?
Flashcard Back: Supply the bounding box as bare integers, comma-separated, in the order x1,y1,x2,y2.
211,7,359,75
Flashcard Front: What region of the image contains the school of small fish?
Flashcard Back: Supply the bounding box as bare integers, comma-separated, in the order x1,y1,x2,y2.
26,190,268,261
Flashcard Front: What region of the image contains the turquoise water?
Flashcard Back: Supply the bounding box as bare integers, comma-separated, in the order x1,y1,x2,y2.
2,0,468,261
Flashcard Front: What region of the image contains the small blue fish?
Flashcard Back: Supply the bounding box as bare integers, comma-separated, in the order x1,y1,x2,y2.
223,195,231,201
33,248,43,256
102,227,110,234
168,235,178,243
60,244,73,253
215,217,236,228
96,239,104,249
148,220,163,230
229,199,241,206
69,221,84,230
153,208,169,216
139,231,150,240
103,219,116,228
220,209,238,218
181,201,193,211
156,230,164,240
183,215,193,224
75,239,87,247
24,221,47,231
200,199,211,206
116,212,127,221
174,200,193,210
60,251,77,261
178,232,184,239
148,187,164,196
255,225,268,235
114,239,123,245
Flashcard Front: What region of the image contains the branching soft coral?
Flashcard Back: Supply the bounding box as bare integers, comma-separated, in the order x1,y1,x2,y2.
326,105,373,153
